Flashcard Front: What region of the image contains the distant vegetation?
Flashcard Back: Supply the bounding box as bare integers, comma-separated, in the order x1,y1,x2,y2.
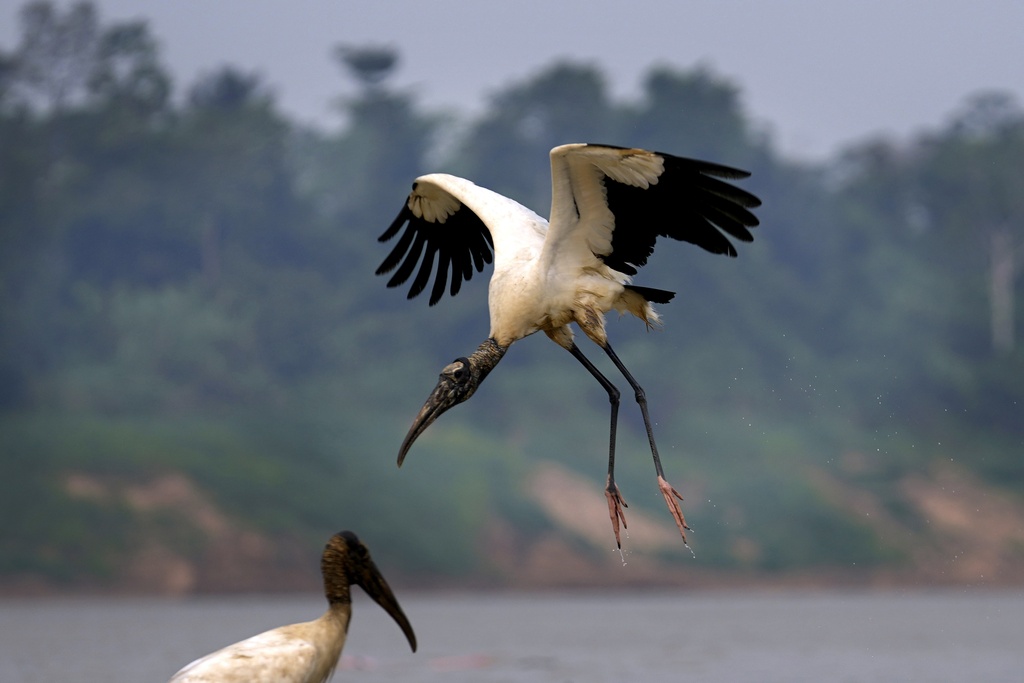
1,2,1022,591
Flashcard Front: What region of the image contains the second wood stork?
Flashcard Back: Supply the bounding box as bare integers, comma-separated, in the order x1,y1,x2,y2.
377,143,761,548
167,531,416,683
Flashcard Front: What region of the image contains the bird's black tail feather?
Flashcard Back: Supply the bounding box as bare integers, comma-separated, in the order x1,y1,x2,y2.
625,284,675,304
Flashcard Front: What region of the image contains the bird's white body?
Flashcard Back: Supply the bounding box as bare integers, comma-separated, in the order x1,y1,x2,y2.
412,145,666,349
169,609,349,683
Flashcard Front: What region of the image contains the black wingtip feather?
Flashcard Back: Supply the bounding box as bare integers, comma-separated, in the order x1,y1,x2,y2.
378,205,411,242
599,148,761,270
376,187,494,305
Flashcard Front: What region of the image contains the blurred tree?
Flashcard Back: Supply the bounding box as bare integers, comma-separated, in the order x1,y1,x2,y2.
334,45,398,88
181,67,301,287
0,53,20,111
0,106,43,408
296,44,436,277
88,20,171,118
621,64,754,164
8,0,169,117
826,138,967,426
0,2,174,409
9,1,99,112
454,62,612,210
914,92,1024,354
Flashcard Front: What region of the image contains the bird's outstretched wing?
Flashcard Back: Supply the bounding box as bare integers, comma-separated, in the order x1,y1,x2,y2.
376,177,495,306
549,143,762,276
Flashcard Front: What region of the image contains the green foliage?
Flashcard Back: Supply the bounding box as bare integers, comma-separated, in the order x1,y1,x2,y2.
1,1,1022,588
625,65,754,163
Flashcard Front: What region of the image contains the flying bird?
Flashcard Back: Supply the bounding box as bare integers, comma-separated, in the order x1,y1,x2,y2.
377,143,761,548
167,531,416,683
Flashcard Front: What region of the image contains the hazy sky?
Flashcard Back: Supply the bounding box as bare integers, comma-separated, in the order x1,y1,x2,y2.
2,0,1022,160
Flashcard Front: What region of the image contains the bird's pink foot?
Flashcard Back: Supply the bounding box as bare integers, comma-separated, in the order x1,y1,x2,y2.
605,475,629,548
658,475,690,544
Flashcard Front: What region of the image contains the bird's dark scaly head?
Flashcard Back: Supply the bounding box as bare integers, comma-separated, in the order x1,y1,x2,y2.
396,339,506,466
393,339,505,466
397,355,481,466
323,531,417,652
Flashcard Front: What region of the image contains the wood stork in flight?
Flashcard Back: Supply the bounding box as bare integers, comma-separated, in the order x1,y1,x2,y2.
377,143,761,548
167,531,416,683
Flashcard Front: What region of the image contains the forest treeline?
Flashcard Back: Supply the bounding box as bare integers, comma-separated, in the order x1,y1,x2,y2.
1,2,1022,589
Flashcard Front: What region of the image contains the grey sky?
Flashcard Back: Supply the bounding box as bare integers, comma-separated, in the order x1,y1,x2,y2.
2,0,1022,160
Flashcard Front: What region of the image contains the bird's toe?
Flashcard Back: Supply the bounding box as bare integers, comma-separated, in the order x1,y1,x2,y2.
604,476,629,548
657,475,690,543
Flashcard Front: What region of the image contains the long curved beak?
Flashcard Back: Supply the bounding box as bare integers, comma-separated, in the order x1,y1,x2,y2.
397,379,458,467
355,557,418,652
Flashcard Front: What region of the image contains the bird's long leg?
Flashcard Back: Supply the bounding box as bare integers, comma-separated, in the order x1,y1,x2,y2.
602,342,690,545
566,342,629,548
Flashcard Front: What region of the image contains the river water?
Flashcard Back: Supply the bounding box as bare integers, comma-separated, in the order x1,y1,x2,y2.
2,589,1022,682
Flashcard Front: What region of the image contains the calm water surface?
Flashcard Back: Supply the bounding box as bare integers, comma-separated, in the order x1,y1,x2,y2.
2,590,1022,682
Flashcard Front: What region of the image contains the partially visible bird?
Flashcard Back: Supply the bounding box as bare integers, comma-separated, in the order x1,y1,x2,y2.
167,531,416,683
377,143,761,549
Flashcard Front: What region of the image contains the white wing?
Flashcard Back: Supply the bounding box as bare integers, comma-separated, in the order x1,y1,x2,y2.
377,174,547,305
543,143,760,278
